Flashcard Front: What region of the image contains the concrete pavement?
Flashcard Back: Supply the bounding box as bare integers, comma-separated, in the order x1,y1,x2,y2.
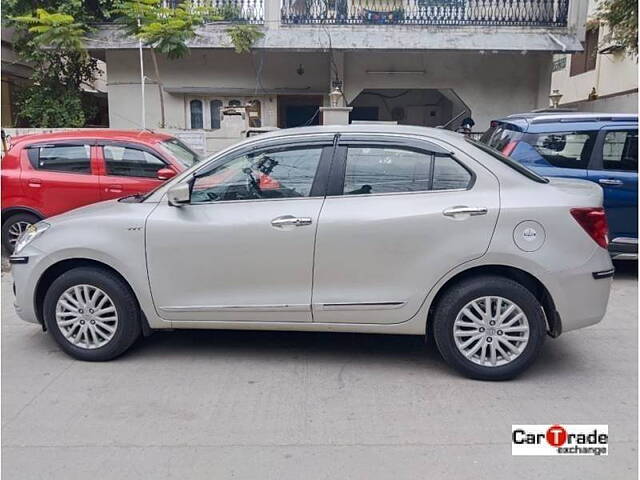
2,262,637,479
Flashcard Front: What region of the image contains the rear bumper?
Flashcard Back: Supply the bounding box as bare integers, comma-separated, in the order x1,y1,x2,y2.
550,247,613,333
609,237,637,260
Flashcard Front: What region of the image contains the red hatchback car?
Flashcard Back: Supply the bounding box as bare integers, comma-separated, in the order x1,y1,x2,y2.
1,130,200,252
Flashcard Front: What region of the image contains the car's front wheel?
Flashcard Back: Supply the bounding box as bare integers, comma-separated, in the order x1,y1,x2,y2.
43,267,141,361
2,212,40,253
432,275,546,381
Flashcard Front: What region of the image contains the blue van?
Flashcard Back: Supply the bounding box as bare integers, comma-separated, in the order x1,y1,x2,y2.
481,113,638,259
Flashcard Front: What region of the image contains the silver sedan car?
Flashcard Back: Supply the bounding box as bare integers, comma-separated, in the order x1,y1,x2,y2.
10,125,614,380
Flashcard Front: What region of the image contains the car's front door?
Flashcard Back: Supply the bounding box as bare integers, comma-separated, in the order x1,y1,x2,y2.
587,126,638,241
146,137,334,323
312,135,500,324
96,143,170,200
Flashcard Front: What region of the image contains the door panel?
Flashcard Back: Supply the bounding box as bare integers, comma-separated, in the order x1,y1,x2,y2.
20,143,101,217
146,198,323,322
97,145,165,200
146,140,332,323
587,127,638,239
312,141,500,324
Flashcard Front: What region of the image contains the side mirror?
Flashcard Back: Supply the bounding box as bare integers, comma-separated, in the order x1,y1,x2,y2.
157,167,177,181
167,182,191,207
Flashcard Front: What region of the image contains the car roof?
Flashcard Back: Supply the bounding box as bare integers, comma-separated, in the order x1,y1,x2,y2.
493,112,638,133
232,123,465,143
8,129,173,146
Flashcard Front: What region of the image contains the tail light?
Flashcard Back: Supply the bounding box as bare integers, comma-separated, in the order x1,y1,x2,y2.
502,140,518,157
570,207,609,249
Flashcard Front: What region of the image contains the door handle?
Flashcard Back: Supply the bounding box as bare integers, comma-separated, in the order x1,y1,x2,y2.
27,178,41,188
443,206,488,217
598,178,623,186
105,184,123,193
271,215,313,228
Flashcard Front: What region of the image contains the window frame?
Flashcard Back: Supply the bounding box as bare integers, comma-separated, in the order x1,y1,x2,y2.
186,135,336,205
25,142,93,175
328,134,475,198
570,27,599,77
97,141,169,179
590,126,639,172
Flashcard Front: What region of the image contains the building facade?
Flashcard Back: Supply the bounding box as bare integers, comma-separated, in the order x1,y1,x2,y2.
88,0,590,153
550,0,638,113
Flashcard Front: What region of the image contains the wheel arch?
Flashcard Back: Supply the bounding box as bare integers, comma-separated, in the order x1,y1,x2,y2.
1,207,44,224
426,264,561,337
34,258,153,336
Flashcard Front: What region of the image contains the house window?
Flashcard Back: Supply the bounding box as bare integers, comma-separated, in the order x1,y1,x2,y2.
190,99,203,129
228,99,241,107
210,100,222,129
570,27,599,76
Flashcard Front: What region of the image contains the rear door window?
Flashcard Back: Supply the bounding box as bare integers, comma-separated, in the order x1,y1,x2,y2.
601,130,638,171
525,131,598,169
28,144,91,174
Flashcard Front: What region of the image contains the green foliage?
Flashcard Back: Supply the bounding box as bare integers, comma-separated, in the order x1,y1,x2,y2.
113,0,220,59
227,24,264,54
17,85,86,127
11,8,87,51
4,2,102,127
595,0,638,55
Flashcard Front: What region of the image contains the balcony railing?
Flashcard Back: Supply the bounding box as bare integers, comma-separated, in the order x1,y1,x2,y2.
165,0,264,23
281,0,568,26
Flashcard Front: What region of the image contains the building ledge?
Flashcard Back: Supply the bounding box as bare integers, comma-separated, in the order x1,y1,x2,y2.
87,23,582,54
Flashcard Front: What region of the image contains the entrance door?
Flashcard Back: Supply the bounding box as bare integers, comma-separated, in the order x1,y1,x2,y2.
146,138,334,323
277,95,322,128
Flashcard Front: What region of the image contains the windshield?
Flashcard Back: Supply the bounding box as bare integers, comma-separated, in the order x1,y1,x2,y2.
160,138,201,168
466,137,549,184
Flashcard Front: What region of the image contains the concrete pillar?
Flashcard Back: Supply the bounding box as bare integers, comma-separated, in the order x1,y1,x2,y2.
320,106,353,125
265,0,280,28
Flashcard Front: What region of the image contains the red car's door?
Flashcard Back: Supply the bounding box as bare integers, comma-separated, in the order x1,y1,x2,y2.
20,142,102,217
96,143,175,200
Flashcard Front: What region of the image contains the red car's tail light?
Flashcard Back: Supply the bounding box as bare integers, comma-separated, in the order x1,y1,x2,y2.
502,140,519,157
570,207,609,249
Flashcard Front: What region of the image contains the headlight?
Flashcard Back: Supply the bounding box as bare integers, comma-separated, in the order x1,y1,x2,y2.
13,222,50,255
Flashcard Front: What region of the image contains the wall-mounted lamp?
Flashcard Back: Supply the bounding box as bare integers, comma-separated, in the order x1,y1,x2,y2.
549,89,563,109
296,64,305,76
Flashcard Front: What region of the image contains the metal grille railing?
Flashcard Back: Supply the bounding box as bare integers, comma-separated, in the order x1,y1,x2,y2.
165,0,264,23
281,0,568,26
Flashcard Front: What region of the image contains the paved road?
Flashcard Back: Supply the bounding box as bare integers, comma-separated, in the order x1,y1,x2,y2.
2,263,637,479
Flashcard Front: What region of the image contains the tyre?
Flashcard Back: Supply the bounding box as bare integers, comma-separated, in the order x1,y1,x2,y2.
2,212,40,253
432,275,546,381
43,267,141,361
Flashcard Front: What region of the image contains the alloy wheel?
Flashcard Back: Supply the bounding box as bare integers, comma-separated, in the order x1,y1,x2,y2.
55,285,119,349
7,221,32,247
453,296,530,367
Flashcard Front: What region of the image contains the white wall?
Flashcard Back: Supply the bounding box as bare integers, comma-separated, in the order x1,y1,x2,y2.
343,51,553,131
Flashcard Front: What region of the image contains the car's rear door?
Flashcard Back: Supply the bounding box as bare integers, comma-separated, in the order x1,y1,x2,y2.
311,134,500,324
96,142,173,200
21,141,101,216
587,125,638,241
145,135,334,323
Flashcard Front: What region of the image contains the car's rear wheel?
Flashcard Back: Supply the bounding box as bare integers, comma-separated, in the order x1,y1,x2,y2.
432,275,546,381
43,267,141,361
2,212,40,253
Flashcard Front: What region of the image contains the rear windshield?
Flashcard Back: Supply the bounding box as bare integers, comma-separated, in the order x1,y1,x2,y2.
466,137,549,183
480,122,524,152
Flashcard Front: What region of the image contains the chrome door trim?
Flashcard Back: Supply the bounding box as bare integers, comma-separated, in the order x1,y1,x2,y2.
611,237,638,245
315,301,407,311
160,304,311,313
443,206,488,217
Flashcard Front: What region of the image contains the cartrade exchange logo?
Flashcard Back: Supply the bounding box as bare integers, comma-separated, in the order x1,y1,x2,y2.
512,425,608,456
